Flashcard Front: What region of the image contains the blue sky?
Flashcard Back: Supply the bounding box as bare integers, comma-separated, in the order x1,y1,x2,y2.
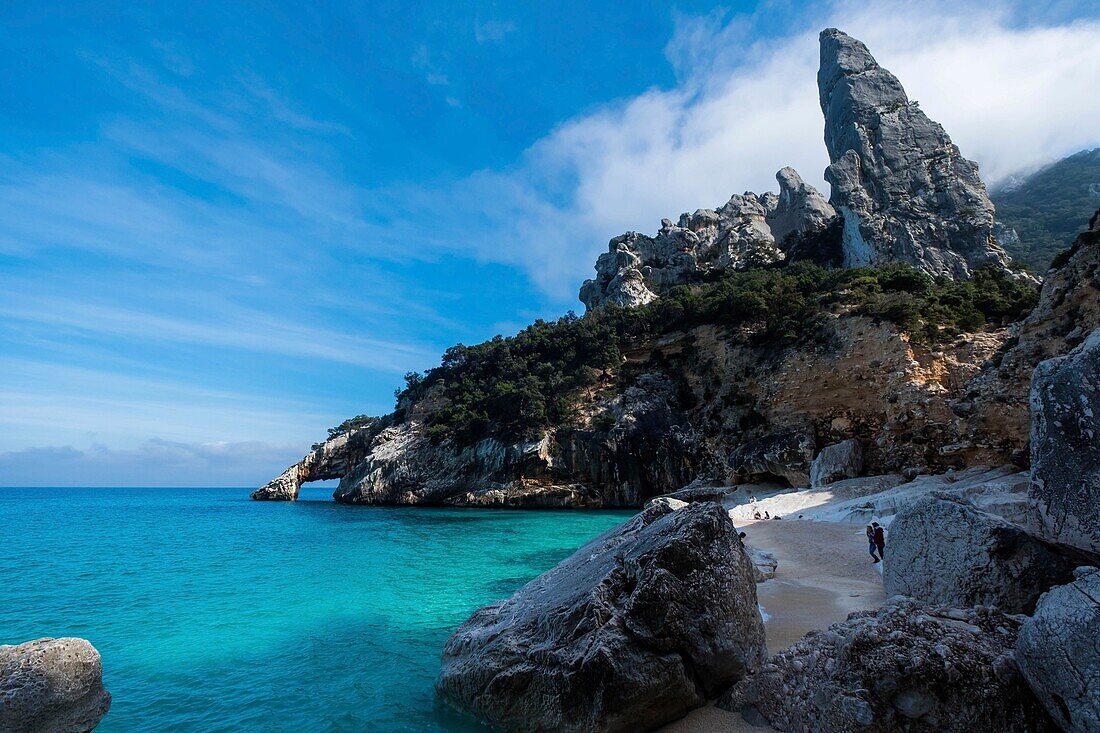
2,0,1099,485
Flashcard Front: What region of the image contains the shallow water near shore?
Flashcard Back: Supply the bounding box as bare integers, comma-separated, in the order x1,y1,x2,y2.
0,486,633,732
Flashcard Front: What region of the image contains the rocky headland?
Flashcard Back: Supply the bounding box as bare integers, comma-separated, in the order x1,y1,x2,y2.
250,26,1100,733
254,28,1090,511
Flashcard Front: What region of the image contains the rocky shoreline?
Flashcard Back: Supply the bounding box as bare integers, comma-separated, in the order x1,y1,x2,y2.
5,22,1098,733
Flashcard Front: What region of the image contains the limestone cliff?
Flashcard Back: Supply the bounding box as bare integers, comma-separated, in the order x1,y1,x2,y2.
252,425,380,501
818,28,1015,278
579,168,838,310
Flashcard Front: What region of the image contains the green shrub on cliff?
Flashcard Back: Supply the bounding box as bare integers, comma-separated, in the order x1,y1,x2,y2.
393,262,1038,444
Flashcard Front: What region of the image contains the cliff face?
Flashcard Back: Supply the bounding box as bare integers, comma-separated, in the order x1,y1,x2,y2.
966,209,1100,458
257,304,1031,507
818,29,1015,279
252,426,380,501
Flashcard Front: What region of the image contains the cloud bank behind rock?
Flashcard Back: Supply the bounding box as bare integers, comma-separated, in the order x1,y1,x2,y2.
429,1,1100,300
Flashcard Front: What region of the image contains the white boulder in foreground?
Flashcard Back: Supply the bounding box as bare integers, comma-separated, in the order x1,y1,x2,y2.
0,637,111,733
884,493,1075,613
436,500,765,732
720,599,1057,732
1016,566,1100,733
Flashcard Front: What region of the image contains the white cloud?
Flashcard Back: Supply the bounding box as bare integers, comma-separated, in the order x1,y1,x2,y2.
0,440,308,487
474,19,517,44
0,358,346,448
423,1,1100,301
0,297,436,372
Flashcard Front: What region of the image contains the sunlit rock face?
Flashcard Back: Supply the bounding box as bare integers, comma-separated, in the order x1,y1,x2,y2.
818,28,1015,279
579,167,838,310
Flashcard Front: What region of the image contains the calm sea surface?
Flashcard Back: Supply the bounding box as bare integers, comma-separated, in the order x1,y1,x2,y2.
0,486,633,731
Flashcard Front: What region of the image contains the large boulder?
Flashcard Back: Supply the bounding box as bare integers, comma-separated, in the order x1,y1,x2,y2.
436,501,766,732
1016,566,1100,733
883,493,1075,613
719,599,1056,732
810,439,863,487
818,29,1015,279
579,168,837,310
0,637,111,733
1029,327,1100,559
730,431,815,487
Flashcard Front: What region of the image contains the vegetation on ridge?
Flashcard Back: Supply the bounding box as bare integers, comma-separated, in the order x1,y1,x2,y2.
992,148,1100,271
377,263,1038,445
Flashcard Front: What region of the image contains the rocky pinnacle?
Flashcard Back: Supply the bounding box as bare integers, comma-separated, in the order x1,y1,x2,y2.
818,28,1015,278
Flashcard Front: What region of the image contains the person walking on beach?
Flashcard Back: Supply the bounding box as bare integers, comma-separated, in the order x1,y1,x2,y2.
872,522,886,559
866,524,880,563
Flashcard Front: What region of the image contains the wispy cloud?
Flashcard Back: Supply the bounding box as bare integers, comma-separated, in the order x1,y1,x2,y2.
0,440,309,487
0,357,344,447
474,19,517,44
0,297,435,371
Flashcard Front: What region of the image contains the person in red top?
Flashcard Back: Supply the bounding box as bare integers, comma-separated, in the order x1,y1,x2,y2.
872,522,886,559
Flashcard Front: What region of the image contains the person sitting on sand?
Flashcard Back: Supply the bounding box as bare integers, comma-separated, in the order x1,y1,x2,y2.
763,510,771,520
873,522,886,559
866,524,880,563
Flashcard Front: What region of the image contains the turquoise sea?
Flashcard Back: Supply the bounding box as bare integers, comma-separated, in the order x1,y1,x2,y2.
0,486,633,731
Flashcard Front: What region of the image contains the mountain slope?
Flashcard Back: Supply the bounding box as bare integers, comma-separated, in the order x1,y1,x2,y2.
993,148,1100,271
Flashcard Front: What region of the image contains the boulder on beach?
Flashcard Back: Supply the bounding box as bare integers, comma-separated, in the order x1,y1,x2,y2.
883,492,1075,613
730,431,815,487
719,599,1056,732
0,637,111,733
746,545,778,583
1029,327,1100,559
1016,566,1100,733
810,439,863,487
436,500,766,733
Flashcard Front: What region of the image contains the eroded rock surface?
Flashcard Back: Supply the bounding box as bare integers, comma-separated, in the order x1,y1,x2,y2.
0,637,111,733
251,426,378,501
579,168,837,310
730,431,814,487
1016,566,1100,733
332,372,700,507
810,439,863,487
1029,327,1100,559
719,599,1056,732
818,28,1014,278
436,501,765,733
883,492,1075,613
